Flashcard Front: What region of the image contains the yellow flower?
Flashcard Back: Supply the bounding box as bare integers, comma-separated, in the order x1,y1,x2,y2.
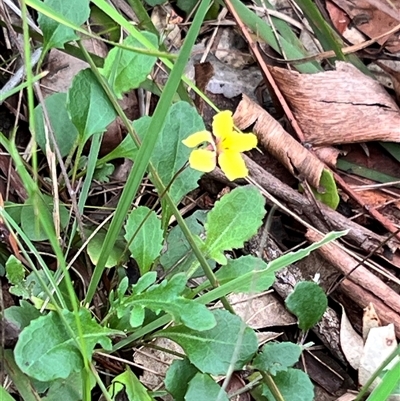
182,110,257,181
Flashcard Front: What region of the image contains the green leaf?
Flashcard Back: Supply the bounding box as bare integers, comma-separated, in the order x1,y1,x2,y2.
131,271,157,294
93,163,114,182
143,0,166,6
111,368,153,401
198,231,347,306
99,132,139,163
117,273,215,330
337,159,400,188
253,342,302,375
21,194,69,241
34,93,78,157
155,309,258,375
165,359,198,401
203,186,265,264
260,368,314,401
102,32,158,98
87,230,127,268
14,308,120,381
4,301,41,330
5,256,28,297
214,255,274,293
285,281,328,331
313,169,339,210
368,359,400,401
124,206,164,274
67,69,117,141
5,255,25,284
160,210,211,276
38,0,90,50
177,0,198,14
185,372,229,401
42,372,88,401
0,386,17,401
133,102,205,217
228,0,321,73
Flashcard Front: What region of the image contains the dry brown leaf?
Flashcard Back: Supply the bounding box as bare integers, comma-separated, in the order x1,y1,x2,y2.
359,324,398,389
331,0,400,52
221,292,296,329
269,62,400,146
151,5,182,49
340,305,363,370
222,374,251,401
234,94,325,188
326,0,351,34
314,147,343,167
133,337,183,391
374,61,400,102
335,392,357,401
363,302,382,341
41,38,108,96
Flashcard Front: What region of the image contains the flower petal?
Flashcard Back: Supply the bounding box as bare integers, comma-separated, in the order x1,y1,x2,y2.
182,130,213,148
212,110,233,141
188,149,217,172
221,132,257,153
218,150,248,181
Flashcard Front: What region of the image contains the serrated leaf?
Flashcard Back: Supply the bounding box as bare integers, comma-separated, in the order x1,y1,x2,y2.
260,368,314,401
253,342,302,375
34,93,78,157
87,230,127,268
111,368,153,401
118,273,215,330
185,372,229,401
93,163,114,182
155,309,258,375
313,169,339,210
5,255,25,285
165,359,198,401
214,255,274,293
102,32,158,98
160,210,211,276
67,69,117,141
14,308,120,381
124,206,163,274
21,194,69,241
285,281,328,331
38,0,90,50
5,256,27,298
203,186,265,264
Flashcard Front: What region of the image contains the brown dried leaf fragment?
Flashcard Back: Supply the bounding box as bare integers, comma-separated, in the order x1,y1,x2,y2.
234,94,325,188
269,62,400,146
363,302,381,341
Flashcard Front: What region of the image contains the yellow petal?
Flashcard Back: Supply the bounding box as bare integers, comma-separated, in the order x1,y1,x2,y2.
218,150,248,181
212,111,233,141
220,132,257,153
182,130,213,148
188,149,217,172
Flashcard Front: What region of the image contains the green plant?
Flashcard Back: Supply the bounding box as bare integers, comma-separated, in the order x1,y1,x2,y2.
0,0,373,400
